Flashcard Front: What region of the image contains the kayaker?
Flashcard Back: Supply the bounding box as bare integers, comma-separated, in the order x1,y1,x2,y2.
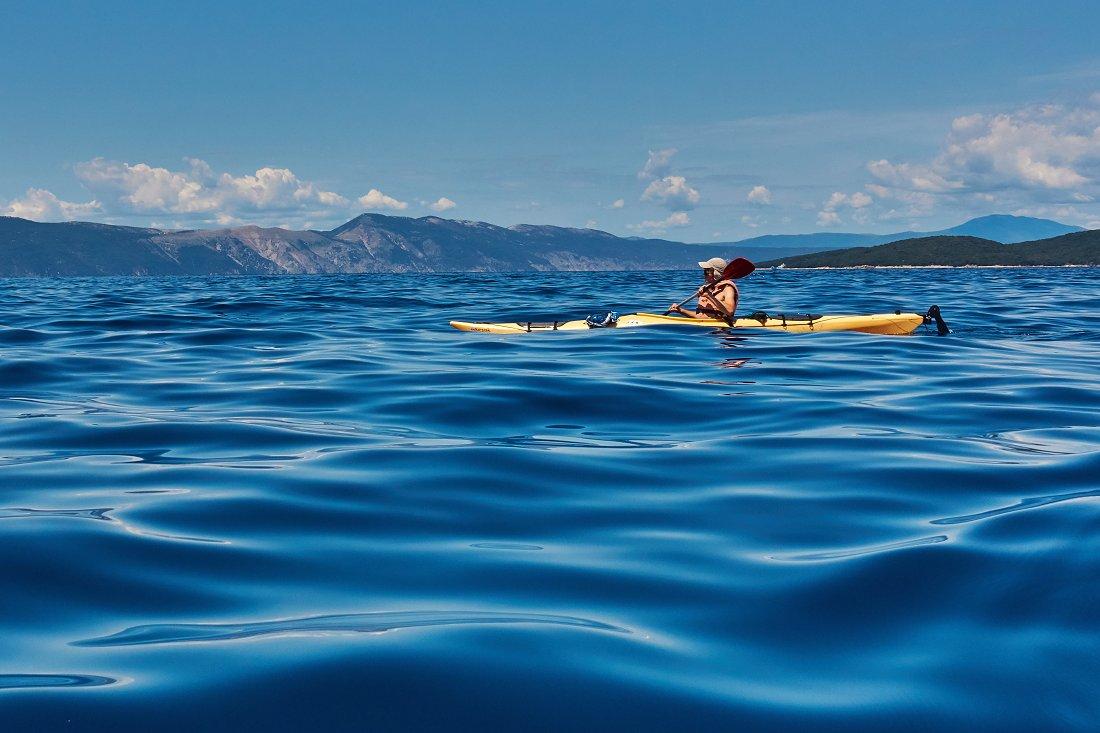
669,257,738,321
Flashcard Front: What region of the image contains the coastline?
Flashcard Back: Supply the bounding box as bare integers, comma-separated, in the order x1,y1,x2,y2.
766,263,1099,270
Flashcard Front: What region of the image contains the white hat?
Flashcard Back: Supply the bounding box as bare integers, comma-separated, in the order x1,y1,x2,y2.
698,257,726,271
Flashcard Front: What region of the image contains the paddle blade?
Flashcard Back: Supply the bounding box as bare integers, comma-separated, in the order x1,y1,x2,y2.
722,257,755,280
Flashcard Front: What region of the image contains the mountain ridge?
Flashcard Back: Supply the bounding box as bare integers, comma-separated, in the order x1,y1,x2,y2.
704,214,1084,250
0,213,822,276
759,230,1100,268
0,213,1090,276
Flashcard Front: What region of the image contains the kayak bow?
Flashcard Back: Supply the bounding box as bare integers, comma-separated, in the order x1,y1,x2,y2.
451,310,939,336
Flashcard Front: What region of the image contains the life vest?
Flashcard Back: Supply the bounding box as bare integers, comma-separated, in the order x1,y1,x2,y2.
697,279,738,322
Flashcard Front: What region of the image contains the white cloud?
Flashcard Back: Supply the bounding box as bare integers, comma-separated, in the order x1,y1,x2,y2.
740,215,761,228
868,100,1100,204
610,198,625,209
815,190,876,226
638,148,677,180
636,148,703,216
630,211,691,233
316,190,348,206
3,188,101,221
429,196,456,212
823,192,848,211
357,188,408,211
76,159,209,212
72,158,351,224
943,109,1094,189
869,187,935,219
867,159,963,193
585,219,598,228
853,100,1100,227
849,191,872,208
185,157,216,183
641,175,700,211
746,185,772,205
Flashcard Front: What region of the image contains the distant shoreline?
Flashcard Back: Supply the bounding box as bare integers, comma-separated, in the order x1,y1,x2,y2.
767,264,1099,270
3,214,1096,277
1,264,1097,280
759,233,1099,269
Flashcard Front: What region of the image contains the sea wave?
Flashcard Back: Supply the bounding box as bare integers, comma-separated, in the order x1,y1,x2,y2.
1,268,1097,730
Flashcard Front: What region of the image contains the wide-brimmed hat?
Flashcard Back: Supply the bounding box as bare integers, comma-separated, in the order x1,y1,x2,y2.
698,257,727,271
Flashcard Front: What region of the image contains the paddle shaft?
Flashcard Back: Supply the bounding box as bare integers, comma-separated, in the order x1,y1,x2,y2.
664,285,706,315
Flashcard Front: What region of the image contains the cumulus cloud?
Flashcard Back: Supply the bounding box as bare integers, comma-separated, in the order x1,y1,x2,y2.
357,188,408,211
7,158,466,227
75,159,208,212
642,175,700,211
635,148,702,218
1010,203,1097,224
822,191,873,211
942,108,1096,189
746,185,772,204
3,188,101,221
638,148,677,180
610,198,625,209
814,190,876,227
868,100,1100,205
630,211,691,233
740,215,761,228
805,97,1100,228
184,157,216,184
71,158,352,224
850,192,873,208
864,185,935,220
866,159,964,194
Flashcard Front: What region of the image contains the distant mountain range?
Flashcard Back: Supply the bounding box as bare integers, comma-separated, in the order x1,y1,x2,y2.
705,214,1084,251
760,230,1100,268
0,213,1091,276
0,214,820,276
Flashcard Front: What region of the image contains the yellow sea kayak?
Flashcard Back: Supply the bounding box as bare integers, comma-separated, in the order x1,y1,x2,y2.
450,311,932,336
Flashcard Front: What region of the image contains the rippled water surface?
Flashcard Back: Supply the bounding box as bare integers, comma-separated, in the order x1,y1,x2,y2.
1,269,1098,730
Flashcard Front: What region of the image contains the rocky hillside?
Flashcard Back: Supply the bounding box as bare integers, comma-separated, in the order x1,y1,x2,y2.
0,214,816,276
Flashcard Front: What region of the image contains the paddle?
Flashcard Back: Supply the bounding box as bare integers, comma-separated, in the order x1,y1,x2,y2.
722,257,756,281
665,257,756,315
924,305,950,335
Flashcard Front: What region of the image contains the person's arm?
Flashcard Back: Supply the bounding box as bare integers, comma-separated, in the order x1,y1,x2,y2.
670,281,729,319
670,303,722,320
723,282,739,315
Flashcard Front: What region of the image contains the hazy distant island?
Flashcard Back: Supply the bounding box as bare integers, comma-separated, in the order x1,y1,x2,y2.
713,213,1082,252
0,212,1093,276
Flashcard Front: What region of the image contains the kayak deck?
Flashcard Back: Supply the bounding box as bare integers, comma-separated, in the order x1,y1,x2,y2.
450,311,928,335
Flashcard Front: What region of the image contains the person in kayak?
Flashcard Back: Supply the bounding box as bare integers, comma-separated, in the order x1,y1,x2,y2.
669,257,739,321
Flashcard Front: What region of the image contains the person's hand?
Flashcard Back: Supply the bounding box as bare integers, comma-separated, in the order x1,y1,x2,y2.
668,303,680,314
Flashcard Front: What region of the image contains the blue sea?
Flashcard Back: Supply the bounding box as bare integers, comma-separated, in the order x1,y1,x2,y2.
1,268,1097,731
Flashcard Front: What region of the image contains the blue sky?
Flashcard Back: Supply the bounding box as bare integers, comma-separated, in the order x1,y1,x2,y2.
3,0,1100,238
